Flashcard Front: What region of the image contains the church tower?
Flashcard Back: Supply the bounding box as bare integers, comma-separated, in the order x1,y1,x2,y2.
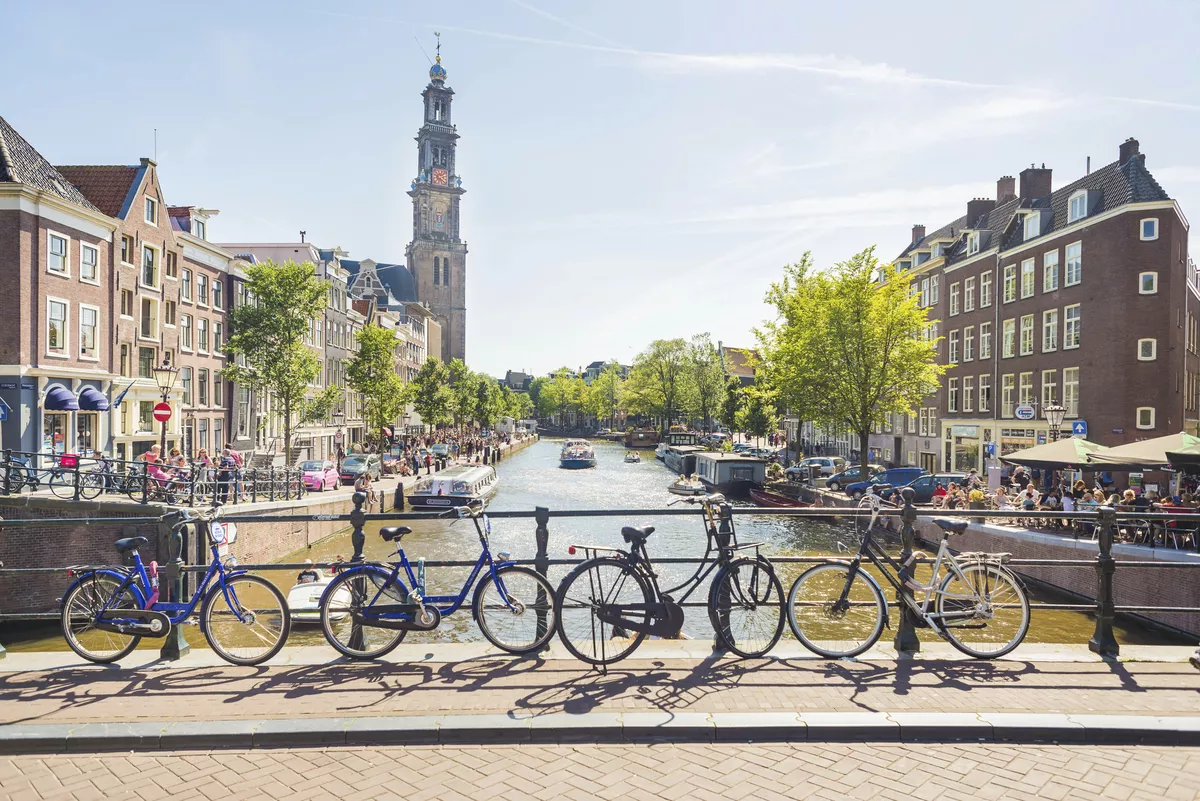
407,36,467,364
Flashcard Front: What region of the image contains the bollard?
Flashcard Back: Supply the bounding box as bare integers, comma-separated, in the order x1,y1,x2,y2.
534,506,550,645
1089,505,1120,657
159,517,191,660
893,487,921,653
394,481,405,511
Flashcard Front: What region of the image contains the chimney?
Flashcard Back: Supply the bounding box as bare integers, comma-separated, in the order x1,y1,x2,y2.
996,176,1016,203
1119,137,1141,165
911,224,926,244
966,198,996,227
1019,164,1053,200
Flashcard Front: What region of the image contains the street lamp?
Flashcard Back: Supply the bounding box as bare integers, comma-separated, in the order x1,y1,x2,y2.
152,356,179,455
1043,402,1066,442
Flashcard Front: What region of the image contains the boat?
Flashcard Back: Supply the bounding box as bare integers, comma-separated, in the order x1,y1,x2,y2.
656,430,700,461
625,428,660,449
409,463,499,509
624,452,642,464
749,487,812,508
694,452,768,498
560,439,597,469
664,444,704,475
286,562,349,625
668,474,707,496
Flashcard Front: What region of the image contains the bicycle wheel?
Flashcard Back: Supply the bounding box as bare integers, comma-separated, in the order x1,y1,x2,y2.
201,574,290,666
60,573,142,663
555,557,650,666
320,567,407,660
49,470,77,499
78,471,104,500
473,565,556,654
708,558,784,658
936,564,1029,659
787,563,886,658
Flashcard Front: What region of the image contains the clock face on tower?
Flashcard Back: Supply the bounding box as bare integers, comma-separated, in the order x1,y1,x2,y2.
432,168,449,185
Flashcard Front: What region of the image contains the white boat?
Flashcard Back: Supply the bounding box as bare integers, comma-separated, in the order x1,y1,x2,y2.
560,439,597,469
668,475,707,496
287,563,349,625
409,463,499,509
664,444,704,475
624,452,642,464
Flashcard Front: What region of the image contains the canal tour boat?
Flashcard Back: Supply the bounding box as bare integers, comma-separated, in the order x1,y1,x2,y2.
560,439,597,469
694,452,767,498
408,463,499,509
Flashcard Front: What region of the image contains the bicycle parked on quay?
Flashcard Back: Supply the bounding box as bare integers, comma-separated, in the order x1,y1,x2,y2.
786,494,1031,659
4,453,104,500
318,501,557,659
554,493,785,666
59,504,292,666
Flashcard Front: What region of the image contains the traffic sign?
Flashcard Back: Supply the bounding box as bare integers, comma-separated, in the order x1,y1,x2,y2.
0,406,7,422
1014,405,1035,421
1072,420,1088,437
152,402,172,423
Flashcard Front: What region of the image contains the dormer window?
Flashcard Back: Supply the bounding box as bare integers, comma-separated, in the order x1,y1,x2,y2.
967,232,980,255
931,243,942,258
914,251,929,266
1023,212,1040,241
1068,191,1087,223
194,219,206,240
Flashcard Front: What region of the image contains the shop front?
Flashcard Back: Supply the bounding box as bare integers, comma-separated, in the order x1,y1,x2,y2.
34,380,112,456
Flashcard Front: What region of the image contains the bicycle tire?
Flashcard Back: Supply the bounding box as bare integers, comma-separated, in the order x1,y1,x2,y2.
786,563,886,659
60,572,143,663
4,468,28,493
473,565,556,654
708,557,785,658
201,574,291,666
49,470,77,499
936,563,1030,659
78,471,105,500
555,557,651,666
320,567,408,660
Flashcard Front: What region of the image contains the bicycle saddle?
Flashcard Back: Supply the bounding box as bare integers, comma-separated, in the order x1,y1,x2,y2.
621,525,655,543
931,518,970,535
380,526,413,542
114,536,148,553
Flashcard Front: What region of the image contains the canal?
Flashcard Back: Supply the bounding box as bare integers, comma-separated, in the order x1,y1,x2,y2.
4,438,1184,652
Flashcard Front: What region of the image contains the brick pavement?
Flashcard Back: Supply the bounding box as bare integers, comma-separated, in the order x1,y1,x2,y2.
2,742,1198,800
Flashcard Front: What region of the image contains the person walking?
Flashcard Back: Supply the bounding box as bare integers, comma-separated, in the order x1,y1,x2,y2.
215,449,237,504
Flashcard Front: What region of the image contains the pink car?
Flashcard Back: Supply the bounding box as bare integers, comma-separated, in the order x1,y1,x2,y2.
300,460,339,491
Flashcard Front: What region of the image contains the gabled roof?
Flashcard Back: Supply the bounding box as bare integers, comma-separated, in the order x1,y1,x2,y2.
896,197,1022,267
720,346,758,380
342,259,418,305
0,116,100,211
168,205,193,233
55,165,143,217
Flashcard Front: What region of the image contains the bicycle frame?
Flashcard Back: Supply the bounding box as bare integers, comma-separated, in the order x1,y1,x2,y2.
94,542,246,626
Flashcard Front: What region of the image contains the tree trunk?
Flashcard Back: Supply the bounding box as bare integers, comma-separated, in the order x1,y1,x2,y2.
859,427,870,476
283,397,292,468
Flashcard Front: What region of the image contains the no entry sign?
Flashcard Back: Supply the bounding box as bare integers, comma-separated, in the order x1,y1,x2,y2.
153,402,172,423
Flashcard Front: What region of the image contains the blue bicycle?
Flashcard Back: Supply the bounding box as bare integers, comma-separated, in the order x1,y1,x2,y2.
318,503,556,659
59,505,291,665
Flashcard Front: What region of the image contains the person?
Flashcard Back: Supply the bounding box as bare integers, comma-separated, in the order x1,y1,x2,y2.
356,470,375,511
296,559,320,584
1013,467,1031,491
425,451,433,475
1072,479,1087,499
994,487,1014,511
932,482,948,507
965,469,981,490
336,445,346,471
138,444,161,465
215,448,237,504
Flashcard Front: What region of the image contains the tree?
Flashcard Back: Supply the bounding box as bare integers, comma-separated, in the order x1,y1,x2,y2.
446,358,481,431
587,361,625,429
221,259,341,464
347,323,407,445
737,383,779,445
758,247,942,474
527,376,549,416
721,375,743,431
509,390,534,420
688,334,726,432
627,339,693,433
408,357,452,430
474,378,506,428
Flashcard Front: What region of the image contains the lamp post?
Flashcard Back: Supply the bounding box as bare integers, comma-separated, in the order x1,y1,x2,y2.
152,357,179,454
1043,402,1067,442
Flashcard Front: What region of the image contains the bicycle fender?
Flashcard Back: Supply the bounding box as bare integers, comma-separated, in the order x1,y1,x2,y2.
61,569,148,610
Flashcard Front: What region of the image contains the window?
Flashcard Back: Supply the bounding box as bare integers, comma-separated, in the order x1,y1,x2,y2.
1042,369,1057,408
1137,407,1155,429
214,322,223,352
948,378,958,412
948,330,959,364
121,235,134,265
1002,318,1016,358
1020,315,1034,355
1001,374,1015,418
194,219,206,240
1003,265,1016,303
963,326,975,361
213,373,223,407
181,367,193,405
1021,258,1035,298
181,269,193,301
1043,251,1059,292
197,274,209,306
145,196,158,225
212,279,223,309
963,277,975,312
949,283,960,316
1065,242,1082,286
141,245,158,288
433,257,441,286
979,322,992,359
1069,192,1087,223
1138,338,1157,360
47,299,67,354
967,232,980,255
1042,309,1058,352
919,408,928,436
963,376,974,413
980,271,992,307
928,275,939,305
120,344,130,377
1140,218,1159,241
979,375,991,412
120,289,134,317
180,314,193,350
80,243,98,283
443,261,450,288
138,346,156,378
166,251,179,279
1019,372,1034,406
199,369,209,406
1063,368,1079,417
907,413,916,434
48,233,68,274
1024,212,1040,241
164,301,176,327
198,318,209,352
79,306,98,358
1064,304,1081,348
1139,272,1158,294
139,297,158,339
139,401,154,431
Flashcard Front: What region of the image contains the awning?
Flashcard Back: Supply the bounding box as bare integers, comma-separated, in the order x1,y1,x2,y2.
43,385,79,411
77,386,110,411
1000,437,1108,469
1086,432,1200,469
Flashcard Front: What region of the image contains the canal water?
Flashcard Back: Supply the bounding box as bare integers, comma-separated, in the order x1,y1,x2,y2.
4,438,1182,652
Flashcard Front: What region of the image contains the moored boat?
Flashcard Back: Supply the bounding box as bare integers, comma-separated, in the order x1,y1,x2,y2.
560,439,597,469
749,487,812,508
287,562,349,625
694,452,767,498
625,428,660,449
409,463,499,509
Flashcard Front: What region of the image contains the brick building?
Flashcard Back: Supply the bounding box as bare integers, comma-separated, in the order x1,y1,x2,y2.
894,138,1194,476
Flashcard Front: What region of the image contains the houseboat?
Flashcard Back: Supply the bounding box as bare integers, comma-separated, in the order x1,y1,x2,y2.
409,464,499,509
560,439,597,469
625,428,660,449
655,430,700,460
694,453,767,498
664,444,704,475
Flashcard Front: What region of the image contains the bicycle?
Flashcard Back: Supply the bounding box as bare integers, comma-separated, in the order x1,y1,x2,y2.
5,454,95,500
318,501,556,659
59,504,291,665
786,494,1030,659
554,493,784,666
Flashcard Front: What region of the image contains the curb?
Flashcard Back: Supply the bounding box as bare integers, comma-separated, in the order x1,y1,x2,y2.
1,713,1197,753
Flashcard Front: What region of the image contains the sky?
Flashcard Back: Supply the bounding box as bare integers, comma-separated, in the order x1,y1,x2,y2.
5,0,1200,377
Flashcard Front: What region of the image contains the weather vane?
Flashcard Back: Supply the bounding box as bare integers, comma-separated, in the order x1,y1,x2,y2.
435,31,441,62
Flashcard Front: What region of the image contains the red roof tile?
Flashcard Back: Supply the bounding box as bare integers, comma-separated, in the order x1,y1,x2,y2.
55,165,140,217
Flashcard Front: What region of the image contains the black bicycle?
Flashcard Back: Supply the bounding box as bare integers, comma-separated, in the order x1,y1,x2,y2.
553,493,784,665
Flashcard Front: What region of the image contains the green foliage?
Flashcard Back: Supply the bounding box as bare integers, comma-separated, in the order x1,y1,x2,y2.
721,375,743,431
688,333,726,430
586,361,625,428
347,323,407,443
220,259,342,463
527,376,549,413
538,367,586,425
474,378,506,428
408,357,452,429
737,382,779,444
446,358,482,429
626,338,692,432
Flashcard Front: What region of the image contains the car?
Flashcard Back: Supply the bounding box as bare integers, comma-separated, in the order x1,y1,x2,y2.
821,464,884,493
732,442,753,453
845,467,927,500
786,456,847,481
431,443,450,458
892,473,969,504
594,428,611,437
300,460,339,492
716,425,731,435
339,454,382,484
744,447,776,460
701,432,730,448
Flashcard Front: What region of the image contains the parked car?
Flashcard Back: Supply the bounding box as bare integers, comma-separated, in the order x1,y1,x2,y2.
744,447,777,460
716,425,731,435
845,467,927,500
821,464,884,493
300,460,339,492
594,428,611,437
893,473,969,504
786,456,847,481
339,454,382,484
732,442,753,453
431,443,450,458
700,433,729,448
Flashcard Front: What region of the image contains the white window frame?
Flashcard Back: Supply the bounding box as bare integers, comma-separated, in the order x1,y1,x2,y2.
949,282,960,316
138,296,160,342
1002,318,1016,358
78,303,100,361
1068,191,1087,223
1138,338,1157,361
1020,314,1034,356
980,270,993,307
1063,367,1079,417
197,273,210,308
163,300,177,329
1139,272,1158,294
1065,241,1082,286
979,322,992,359
1140,218,1159,241
46,296,69,358
1136,407,1156,430
1023,212,1040,241
963,326,974,362
949,330,959,364
1043,250,1059,292
1042,309,1058,353
948,377,958,413
140,243,161,290
1019,372,1034,406
929,275,939,305
920,277,930,307
967,231,980,255
198,317,210,354
1001,374,1015,418
180,314,194,352
79,242,100,285
1020,258,1035,298
978,374,991,413
181,268,193,303
120,289,135,320
1003,264,1017,303
964,277,975,312
1064,304,1081,349
120,235,135,266
962,376,974,413
194,219,206,240
145,196,158,226
1041,369,1057,408
919,408,928,436
46,230,70,277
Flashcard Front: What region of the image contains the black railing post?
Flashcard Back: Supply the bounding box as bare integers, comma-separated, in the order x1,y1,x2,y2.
268,466,276,501
250,469,258,504
350,491,367,562
1089,505,1120,657
2,449,10,494
71,460,81,501
893,487,921,654
188,464,197,508
141,469,150,504
534,505,550,645
159,517,191,660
